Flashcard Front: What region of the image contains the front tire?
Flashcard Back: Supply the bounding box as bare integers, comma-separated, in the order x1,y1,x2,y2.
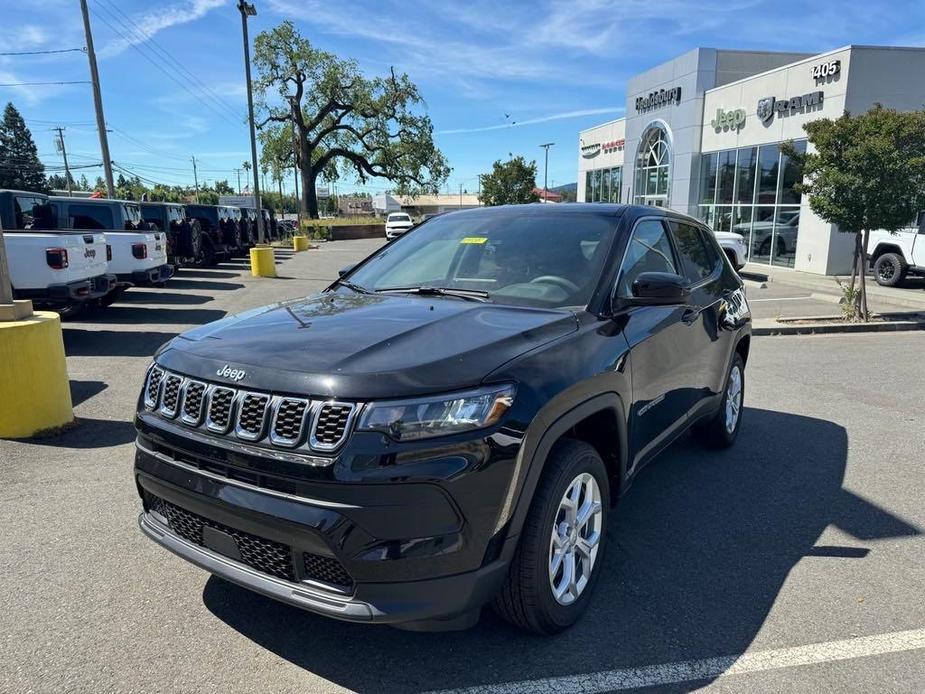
874,252,907,287
492,439,609,634
693,352,745,448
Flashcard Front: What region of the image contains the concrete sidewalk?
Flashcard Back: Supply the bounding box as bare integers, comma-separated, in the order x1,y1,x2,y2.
743,263,925,311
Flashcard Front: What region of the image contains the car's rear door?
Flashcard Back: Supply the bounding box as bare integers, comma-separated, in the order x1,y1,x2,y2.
665,220,731,420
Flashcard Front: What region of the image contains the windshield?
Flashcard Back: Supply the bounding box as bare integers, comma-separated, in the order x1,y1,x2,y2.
389,214,411,222
348,210,618,309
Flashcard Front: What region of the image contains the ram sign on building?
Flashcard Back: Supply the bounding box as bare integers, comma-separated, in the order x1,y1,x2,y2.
578,45,925,275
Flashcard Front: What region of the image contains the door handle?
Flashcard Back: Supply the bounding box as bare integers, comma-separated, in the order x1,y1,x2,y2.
682,307,700,325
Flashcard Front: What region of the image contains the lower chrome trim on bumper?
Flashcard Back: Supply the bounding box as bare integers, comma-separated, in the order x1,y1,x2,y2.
138,512,377,621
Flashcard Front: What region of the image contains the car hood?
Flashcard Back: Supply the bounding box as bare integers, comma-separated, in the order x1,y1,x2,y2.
156,291,578,399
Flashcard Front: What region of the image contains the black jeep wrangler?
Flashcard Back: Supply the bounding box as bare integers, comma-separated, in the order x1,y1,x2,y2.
140,202,203,266
184,205,237,265
134,204,751,634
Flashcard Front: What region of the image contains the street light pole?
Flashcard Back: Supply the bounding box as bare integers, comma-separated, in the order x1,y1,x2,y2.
237,1,265,243
539,142,554,203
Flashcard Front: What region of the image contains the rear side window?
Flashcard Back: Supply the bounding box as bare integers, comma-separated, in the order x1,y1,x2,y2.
617,219,677,297
669,222,720,284
14,195,56,230
67,204,114,230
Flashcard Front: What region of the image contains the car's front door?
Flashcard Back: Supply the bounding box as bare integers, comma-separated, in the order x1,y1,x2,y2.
617,218,696,472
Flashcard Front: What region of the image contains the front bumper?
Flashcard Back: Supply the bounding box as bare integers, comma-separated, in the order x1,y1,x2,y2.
133,424,518,624
118,263,175,286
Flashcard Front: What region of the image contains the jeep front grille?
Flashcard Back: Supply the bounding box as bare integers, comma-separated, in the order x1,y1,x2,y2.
142,365,358,454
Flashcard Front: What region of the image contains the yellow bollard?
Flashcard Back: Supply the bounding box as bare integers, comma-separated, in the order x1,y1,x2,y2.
292,235,309,252
0,311,74,438
249,246,277,277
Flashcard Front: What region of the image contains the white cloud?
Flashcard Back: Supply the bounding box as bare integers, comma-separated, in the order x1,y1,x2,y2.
99,0,228,58
439,107,624,134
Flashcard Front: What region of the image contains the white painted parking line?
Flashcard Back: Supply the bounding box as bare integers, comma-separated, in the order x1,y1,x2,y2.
430,628,925,694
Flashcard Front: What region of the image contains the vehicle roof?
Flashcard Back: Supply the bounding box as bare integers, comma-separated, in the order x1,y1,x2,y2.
139,201,184,207
438,202,708,226
50,196,140,205
0,189,49,197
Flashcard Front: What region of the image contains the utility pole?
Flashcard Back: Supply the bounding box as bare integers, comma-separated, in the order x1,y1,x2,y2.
459,184,463,209
80,0,114,199
191,156,200,203
235,168,242,194
539,142,554,203
237,1,264,243
53,127,73,194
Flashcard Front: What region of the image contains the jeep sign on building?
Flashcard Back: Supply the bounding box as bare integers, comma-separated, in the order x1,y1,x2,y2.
578,45,925,275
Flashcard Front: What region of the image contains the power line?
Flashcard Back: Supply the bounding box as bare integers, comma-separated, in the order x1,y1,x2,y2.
0,48,86,56
88,5,244,130
95,0,244,124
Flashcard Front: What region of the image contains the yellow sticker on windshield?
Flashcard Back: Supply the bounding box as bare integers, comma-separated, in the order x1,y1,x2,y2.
460,236,488,244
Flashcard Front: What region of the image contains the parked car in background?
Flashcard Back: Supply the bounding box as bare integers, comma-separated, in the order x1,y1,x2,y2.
868,214,925,286
0,189,115,315
134,203,751,634
734,210,799,259
50,196,173,290
714,231,747,270
385,211,414,239
140,202,203,267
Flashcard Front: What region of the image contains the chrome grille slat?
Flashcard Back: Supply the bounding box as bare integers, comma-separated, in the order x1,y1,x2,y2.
159,374,183,418
235,392,270,441
144,367,357,455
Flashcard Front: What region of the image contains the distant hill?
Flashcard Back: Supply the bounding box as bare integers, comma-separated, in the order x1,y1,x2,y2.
550,182,577,202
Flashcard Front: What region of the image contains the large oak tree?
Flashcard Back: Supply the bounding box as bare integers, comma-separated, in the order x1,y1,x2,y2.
252,22,449,218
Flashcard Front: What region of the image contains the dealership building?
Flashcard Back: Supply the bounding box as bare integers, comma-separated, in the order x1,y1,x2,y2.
577,46,925,274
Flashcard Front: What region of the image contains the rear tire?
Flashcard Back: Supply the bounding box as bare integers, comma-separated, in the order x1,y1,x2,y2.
198,238,217,267
693,352,745,449
873,252,907,287
492,439,609,634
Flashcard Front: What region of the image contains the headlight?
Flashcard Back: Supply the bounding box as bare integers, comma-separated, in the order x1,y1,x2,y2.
357,384,516,441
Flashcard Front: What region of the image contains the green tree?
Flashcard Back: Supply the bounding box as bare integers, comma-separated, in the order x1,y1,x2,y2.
783,105,925,321
0,102,47,192
253,21,450,218
479,156,539,206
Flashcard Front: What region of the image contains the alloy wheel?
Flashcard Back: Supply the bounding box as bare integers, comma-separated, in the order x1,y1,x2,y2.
878,260,895,282
725,365,743,433
548,472,603,606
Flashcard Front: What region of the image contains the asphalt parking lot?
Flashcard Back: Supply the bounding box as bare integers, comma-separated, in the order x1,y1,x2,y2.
1,240,924,693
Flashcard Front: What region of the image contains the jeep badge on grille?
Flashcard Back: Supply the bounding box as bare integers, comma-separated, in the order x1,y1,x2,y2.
216,365,247,382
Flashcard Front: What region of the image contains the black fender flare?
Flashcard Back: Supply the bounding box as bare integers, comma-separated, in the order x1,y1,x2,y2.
494,390,628,554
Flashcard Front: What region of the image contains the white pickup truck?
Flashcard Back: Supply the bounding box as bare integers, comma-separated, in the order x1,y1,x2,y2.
0,190,116,312
868,216,925,287
49,196,174,287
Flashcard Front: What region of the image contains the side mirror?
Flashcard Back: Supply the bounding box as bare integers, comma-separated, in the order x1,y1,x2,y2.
629,272,690,305
338,263,356,278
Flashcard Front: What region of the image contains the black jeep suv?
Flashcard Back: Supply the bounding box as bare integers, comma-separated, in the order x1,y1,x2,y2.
134,204,751,634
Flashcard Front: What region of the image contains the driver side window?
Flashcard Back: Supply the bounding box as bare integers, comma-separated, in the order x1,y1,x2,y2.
617,220,677,298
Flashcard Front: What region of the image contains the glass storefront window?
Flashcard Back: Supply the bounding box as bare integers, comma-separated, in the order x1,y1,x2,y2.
591,169,602,202
601,168,611,203
634,125,671,206
700,153,718,205
756,144,780,205
736,147,757,204
771,206,800,268
778,140,807,205
583,166,622,203
611,167,622,202
717,149,736,204
584,171,592,202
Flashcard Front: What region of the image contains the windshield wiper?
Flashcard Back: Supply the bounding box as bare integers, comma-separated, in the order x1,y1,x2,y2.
331,277,372,294
375,286,490,302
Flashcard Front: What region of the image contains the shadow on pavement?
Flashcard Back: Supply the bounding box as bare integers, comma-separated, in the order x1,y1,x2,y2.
165,279,245,292
69,380,107,407
80,306,226,325
113,290,214,306
63,328,177,357
202,407,920,693
21,417,136,449
175,270,241,279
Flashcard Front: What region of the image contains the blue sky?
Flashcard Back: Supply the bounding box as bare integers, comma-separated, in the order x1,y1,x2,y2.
3,0,925,196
